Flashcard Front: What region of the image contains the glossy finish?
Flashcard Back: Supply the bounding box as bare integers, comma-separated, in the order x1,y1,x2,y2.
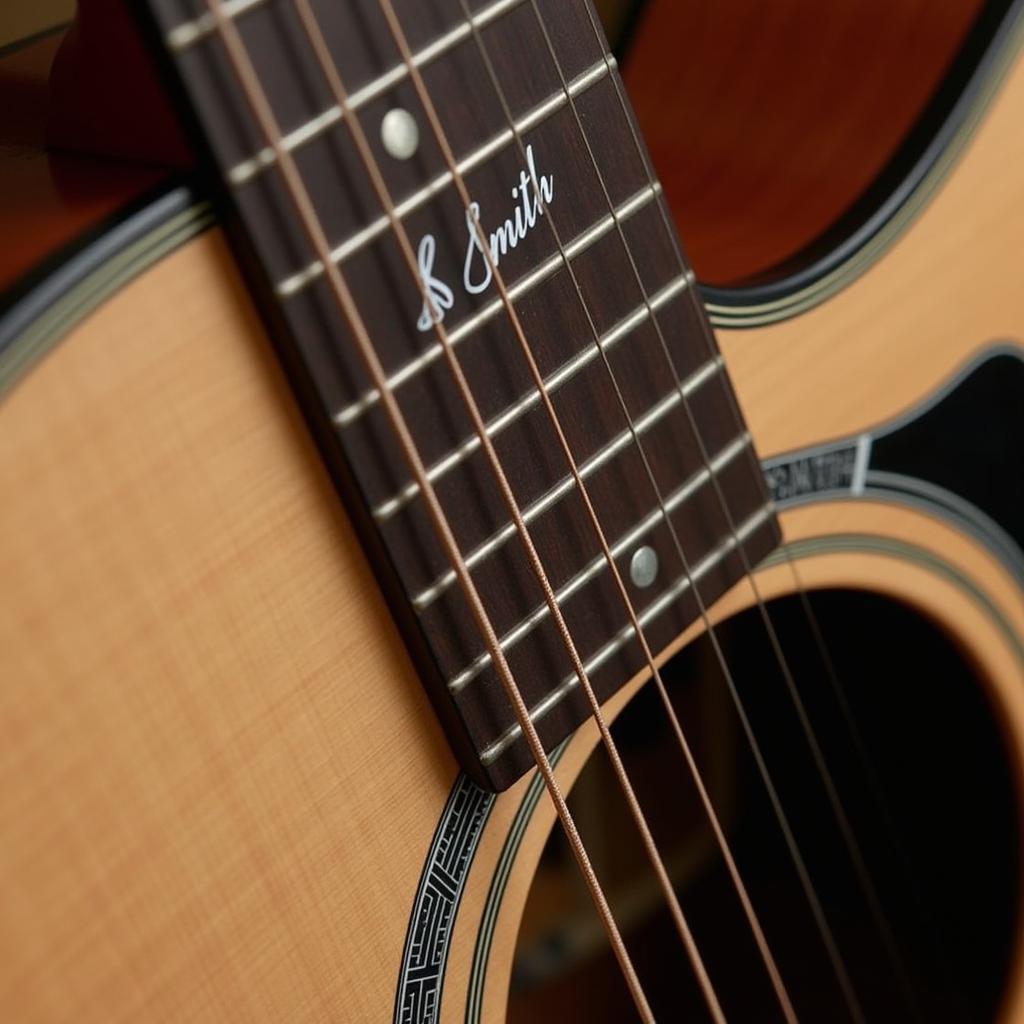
623,0,989,285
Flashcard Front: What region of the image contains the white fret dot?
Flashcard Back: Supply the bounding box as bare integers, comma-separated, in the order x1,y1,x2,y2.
381,108,419,160
630,546,659,589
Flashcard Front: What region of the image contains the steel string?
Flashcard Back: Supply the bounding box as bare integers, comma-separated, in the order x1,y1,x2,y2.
197,2,656,1017
289,1,734,1016
518,3,889,1020
570,5,929,1018
552,2,929,1015
452,3,805,1019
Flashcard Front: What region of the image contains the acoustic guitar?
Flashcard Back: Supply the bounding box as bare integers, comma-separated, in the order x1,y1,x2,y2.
1,0,1023,1020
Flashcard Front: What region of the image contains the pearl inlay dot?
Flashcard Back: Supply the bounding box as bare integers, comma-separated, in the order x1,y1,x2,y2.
381,108,420,160
630,545,659,589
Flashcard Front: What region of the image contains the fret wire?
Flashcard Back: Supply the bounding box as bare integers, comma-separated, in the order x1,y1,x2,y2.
229,41,612,189
274,56,618,298
231,106,342,185
447,430,753,692
329,182,661,426
375,271,694,521
167,0,524,58
478,502,775,764
166,0,265,50
414,355,725,612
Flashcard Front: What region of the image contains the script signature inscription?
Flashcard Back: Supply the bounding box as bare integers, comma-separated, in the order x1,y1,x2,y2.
416,144,555,332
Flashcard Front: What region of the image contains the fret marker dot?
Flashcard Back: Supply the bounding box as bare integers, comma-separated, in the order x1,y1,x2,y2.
630,546,659,589
381,108,419,160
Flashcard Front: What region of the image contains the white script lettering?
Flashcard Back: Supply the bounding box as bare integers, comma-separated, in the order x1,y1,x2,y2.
415,144,555,331
416,234,454,331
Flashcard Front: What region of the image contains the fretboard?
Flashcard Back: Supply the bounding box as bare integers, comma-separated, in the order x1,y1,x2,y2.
142,0,780,790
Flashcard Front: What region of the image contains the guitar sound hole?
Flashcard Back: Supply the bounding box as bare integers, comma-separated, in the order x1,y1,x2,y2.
507,590,1020,1022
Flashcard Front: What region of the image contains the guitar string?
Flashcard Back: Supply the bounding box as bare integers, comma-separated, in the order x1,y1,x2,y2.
571,4,923,1018
519,3,874,1020
289,1,730,1018
782,559,929,1020
174,4,905,1019
785,565,969,1024
451,3,800,1020
196,3,656,1019
550,4,917,1016
464,1,910,1016
295,2,845,1017
169,3,938,1019
193,4,897,1019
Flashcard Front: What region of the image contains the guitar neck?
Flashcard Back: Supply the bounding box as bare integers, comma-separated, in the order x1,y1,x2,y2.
140,0,779,790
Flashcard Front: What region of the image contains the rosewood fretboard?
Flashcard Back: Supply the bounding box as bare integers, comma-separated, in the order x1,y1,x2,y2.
142,0,780,790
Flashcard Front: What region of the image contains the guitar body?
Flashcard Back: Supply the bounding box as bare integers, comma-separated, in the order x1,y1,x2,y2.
2,1,1023,1021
